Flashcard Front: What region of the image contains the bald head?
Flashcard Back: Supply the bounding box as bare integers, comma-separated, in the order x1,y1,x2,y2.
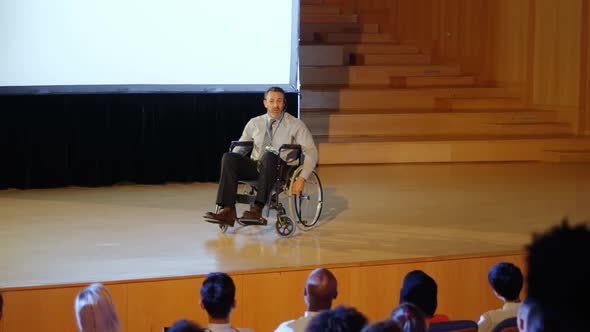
305,268,338,311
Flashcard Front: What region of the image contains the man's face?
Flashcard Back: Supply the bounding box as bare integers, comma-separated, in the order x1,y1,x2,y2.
264,91,285,119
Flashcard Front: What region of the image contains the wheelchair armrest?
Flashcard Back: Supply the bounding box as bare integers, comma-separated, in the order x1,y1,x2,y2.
279,144,303,166
229,140,253,152
278,144,301,153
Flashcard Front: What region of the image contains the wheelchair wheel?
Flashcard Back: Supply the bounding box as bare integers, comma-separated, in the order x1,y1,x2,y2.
275,214,295,237
288,166,323,230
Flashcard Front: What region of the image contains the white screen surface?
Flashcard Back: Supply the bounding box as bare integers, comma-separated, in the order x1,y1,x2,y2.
0,0,299,94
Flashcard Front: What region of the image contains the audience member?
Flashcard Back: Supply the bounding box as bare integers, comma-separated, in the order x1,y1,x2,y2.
477,262,523,332
200,272,253,332
167,319,204,332
399,270,448,323
275,268,338,332
390,302,428,332
525,220,590,331
361,319,401,332
74,283,120,332
305,305,367,332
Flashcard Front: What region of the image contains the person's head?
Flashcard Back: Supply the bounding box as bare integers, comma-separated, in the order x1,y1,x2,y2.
74,283,120,332
200,272,236,321
517,297,551,332
391,302,428,332
526,220,590,331
399,270,437,317
263,86,286,119
487,262,523,302
167,319,204,332
305,305,368,332
361,320,401,332
304,268,338,311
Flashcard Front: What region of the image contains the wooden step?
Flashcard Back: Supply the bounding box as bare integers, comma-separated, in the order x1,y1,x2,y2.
436,97,524,110
391,76,475,88
300,45,344,66
326,32,393,44
543,149,590,162
343,44,420,54
300,45,428,66
300,88,518,109
355,53,431,65
301,14,358,24
300,65,462,86
301,5,340,15
302,110,566,136
300,23,379,34
315,136,590,164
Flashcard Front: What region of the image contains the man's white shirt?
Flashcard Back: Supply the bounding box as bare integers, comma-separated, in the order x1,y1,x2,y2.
274,311,320,332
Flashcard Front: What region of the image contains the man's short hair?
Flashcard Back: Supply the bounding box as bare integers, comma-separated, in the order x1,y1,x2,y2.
526,220,590,331
167,319,204,332
264,86,285,99
399,270,438,317
487,262,523,301
200,272,236,319
306,305,368,332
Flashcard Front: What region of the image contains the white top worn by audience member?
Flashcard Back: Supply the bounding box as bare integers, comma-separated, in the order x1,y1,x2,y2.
274,311,320,332
478,302,521,332
205,323,253,332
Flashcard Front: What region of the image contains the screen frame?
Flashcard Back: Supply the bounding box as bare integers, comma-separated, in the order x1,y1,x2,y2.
0,0,300,95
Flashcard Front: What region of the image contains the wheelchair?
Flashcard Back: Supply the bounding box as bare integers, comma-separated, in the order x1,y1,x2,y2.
212,141,323,237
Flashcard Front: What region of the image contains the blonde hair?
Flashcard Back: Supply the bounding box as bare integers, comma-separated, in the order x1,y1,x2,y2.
74,283,120,332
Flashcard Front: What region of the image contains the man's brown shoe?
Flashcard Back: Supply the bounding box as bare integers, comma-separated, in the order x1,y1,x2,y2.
240,205,263,220
204,207,236,227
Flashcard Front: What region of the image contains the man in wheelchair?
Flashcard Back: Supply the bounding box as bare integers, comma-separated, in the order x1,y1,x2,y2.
204,87,318,227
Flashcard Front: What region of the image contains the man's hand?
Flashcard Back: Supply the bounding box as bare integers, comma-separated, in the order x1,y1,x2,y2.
292,176,305,195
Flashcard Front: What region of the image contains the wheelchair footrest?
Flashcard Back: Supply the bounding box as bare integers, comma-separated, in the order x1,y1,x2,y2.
203,216,234,227
238,217,267,226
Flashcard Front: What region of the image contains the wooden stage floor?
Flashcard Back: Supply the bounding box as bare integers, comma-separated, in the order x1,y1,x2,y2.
1,162,590,289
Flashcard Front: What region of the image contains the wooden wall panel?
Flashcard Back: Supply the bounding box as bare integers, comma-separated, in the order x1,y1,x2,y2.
481,0,529,88
1,284,127,332
126,277,206,332
532,0,582,111
581,0,590,135
0,253,526,332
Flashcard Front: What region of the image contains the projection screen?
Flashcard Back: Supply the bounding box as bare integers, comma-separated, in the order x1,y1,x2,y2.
0,0,299,94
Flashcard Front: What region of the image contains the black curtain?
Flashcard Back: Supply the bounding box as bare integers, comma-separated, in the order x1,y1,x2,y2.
0,93,299,189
